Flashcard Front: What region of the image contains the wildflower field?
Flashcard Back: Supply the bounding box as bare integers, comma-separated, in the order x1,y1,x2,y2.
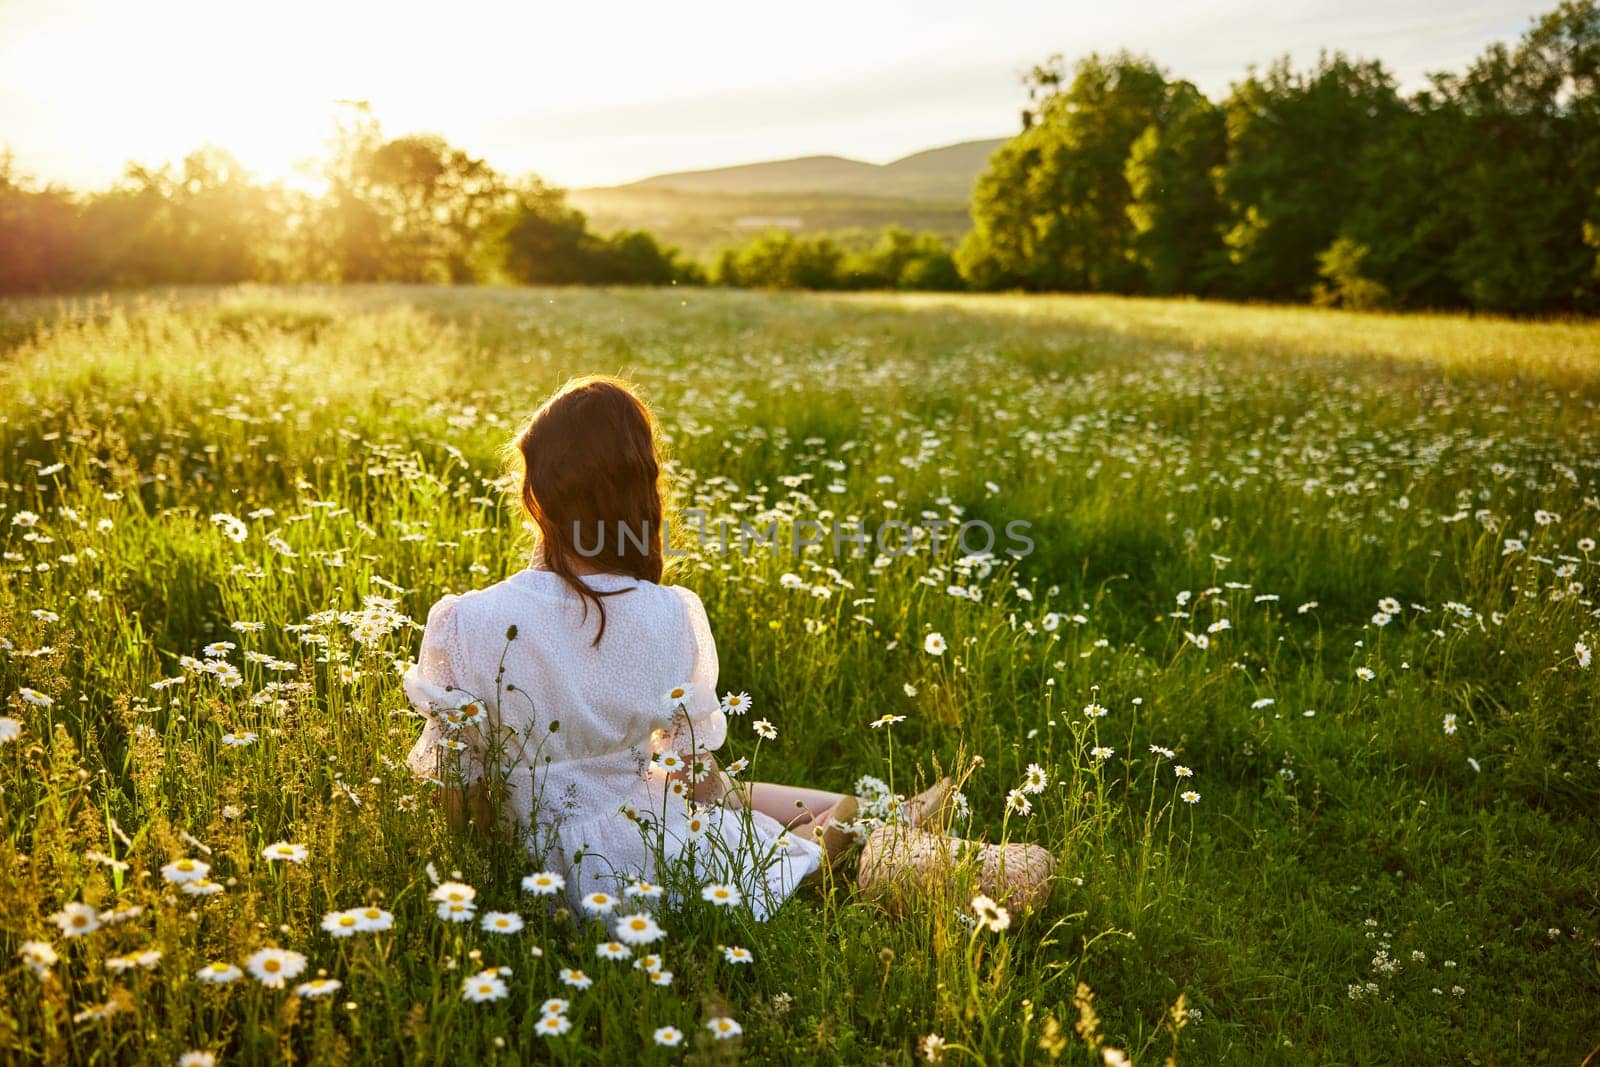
2,284,1597,1064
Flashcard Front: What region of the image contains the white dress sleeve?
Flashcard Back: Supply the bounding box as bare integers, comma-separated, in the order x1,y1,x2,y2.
403,595,486,784
668,587,726,754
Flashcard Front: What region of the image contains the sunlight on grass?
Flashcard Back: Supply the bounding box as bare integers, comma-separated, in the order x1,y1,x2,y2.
866,290,1600,385
1,286,1596,1064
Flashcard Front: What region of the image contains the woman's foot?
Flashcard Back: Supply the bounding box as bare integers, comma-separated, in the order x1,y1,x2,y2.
900,777,953,827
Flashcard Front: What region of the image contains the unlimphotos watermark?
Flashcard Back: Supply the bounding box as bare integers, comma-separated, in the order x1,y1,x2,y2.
569,511,1035,560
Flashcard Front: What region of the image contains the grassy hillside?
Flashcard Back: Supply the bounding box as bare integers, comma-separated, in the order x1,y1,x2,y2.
568,188,974,259
2,286,1597,1065
570,139,1002,258
617,139,1003,200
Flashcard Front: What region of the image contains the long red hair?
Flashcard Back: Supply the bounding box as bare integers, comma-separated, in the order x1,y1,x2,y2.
512,376,665,644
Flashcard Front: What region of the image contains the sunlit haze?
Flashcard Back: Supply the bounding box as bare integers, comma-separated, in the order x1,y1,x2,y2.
1,0,1550,190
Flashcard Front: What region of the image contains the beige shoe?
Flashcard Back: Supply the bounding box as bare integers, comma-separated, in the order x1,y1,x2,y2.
857,823,1054,915
898,776,953,828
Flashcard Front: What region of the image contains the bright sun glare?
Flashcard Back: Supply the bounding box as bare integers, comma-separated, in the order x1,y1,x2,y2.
4,3,353,188
0,0,1549,191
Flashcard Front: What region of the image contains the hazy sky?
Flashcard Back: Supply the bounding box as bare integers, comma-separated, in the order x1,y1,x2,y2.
0,0,1550,190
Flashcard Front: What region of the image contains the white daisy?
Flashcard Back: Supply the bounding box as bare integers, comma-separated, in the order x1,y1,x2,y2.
18,940,58,976
296,978,341,998
160,858,210,885
429,881,477,904
49,902,101,938
436,900,476,922
521,871,565,895
581,891,617,916
596,941,632,961
971,893,1011,932
707,1016,743,1040
615,912,665,945
482,911,524,935
461,970,508,1002
322,910,362,937
245,947,307,989
195,961,242,984
261,841,308,864
700,883,742,908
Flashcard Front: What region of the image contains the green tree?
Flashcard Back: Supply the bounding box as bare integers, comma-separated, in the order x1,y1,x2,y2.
1125,81,1229,295
360,135,505,282
840,227,963,290
595,230,691,285
312,103,509,283
1311,236,1390,309
165,148,284,284
0,155,83,293
1215,55,1404,300
1335,91,1470,308
1432,1,1600,311
961,53,1168,292
486,180,598,285
717,231,844,289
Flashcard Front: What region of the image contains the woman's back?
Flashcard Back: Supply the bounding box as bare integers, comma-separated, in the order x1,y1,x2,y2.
402,376,821,918
404,567,809,909
425,568,718,745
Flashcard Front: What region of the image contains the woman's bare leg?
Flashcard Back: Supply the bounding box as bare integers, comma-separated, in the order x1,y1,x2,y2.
743,780,850,829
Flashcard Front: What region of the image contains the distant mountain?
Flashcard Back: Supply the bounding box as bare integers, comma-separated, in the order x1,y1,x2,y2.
609,138,1007,204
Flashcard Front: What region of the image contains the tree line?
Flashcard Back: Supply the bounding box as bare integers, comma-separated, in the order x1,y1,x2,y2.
2,0,1595,312
960,0,1599,313
0,105,697,294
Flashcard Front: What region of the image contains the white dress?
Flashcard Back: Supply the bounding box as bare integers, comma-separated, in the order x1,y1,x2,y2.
403,567,821,919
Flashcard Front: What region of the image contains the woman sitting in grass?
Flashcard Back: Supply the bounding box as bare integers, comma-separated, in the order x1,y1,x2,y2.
403,375,950,919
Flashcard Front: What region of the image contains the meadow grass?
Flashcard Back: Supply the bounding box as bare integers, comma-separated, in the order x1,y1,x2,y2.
1,285,1597,1064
